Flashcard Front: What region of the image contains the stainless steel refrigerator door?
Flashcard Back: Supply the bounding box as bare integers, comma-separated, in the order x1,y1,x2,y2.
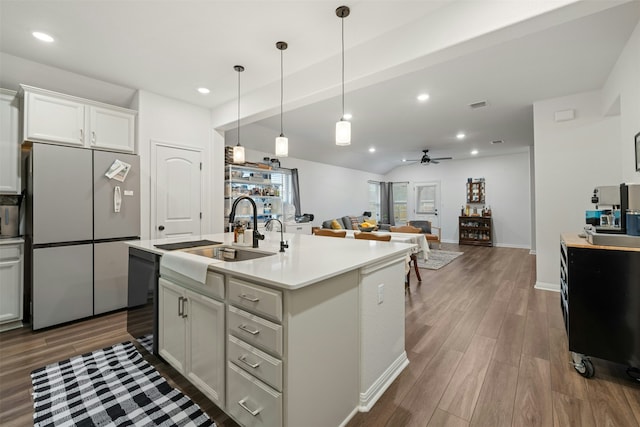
94,241,129,314
31,144,93,245
93,151,140,240
32,244,93,330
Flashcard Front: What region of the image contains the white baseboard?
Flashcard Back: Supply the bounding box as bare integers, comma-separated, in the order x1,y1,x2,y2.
338,407,360,427
358,351,409,412
493,243,531,249
534,281,560,292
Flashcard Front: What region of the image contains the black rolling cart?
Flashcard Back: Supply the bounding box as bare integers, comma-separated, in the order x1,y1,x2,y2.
560,234,640,380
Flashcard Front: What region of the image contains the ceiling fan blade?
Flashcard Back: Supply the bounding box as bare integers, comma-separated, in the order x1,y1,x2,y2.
430,160,439,164
430,157,453,161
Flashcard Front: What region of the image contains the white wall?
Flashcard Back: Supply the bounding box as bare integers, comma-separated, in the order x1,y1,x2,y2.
134,91,220,239
385,151,532,248
603,19,640,183
533,90,622,290
241,148,384,228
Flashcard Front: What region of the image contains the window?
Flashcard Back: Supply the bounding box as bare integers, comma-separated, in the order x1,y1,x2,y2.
415,183,437,214
392,182,408,224
367,181,380,221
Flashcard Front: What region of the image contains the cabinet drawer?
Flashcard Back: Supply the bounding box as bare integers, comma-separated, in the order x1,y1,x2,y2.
227,362,282,427
229,335,282,391
0,245,21,261
228,306,282,357
229,278,282,322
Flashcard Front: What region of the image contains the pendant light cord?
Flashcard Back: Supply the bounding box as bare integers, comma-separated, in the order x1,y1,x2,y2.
280,48,284,136
237,68,241,146
341,15,345,120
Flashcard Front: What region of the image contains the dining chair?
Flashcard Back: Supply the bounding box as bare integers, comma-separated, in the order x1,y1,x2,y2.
389,225,423,286
313,229,347,238
353,232,391,241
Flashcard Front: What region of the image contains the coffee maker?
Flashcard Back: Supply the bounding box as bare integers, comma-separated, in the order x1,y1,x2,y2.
0,194,22,238
590,183,640,234
590,185,622,233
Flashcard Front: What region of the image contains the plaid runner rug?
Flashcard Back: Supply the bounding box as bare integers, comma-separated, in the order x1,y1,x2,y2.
31,341,216,427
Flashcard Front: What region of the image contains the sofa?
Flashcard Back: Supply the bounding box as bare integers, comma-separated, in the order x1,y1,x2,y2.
321,215,388,231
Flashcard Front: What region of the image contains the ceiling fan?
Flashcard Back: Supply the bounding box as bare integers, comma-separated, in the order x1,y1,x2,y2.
405,149,453,165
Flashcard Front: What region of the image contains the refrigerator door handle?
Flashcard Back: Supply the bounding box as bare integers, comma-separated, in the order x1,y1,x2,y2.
114,186,122,213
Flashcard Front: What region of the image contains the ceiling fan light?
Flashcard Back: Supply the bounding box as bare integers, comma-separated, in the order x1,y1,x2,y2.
233,145,245,164
336,120,351,145
275,135,288,157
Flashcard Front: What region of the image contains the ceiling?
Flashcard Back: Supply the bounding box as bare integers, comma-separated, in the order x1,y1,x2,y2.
1,1,638,174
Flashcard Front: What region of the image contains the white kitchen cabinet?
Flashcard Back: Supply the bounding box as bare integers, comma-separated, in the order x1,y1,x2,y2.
0,89,21,194
0,241,23,332
159,278,225,408
88,105,135,152
21,85,136,153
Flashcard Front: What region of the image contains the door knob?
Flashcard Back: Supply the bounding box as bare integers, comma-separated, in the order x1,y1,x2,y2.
158,225,165,231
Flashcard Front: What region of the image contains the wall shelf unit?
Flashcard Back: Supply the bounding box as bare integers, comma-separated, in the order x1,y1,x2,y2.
466,181,485,204
459,216,492,246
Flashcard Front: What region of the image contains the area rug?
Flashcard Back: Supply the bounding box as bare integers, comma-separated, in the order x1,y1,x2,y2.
417,250,463,270
31,341,216,427
137,333,154,354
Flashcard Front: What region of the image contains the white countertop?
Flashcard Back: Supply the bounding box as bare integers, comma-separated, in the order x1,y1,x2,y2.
127,232,415,290
0,237,24,245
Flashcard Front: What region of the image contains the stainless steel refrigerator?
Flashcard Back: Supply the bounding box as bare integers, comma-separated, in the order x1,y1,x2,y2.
26,143,140,330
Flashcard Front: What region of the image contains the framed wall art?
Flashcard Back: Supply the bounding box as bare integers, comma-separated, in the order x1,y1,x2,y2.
636,131,640,172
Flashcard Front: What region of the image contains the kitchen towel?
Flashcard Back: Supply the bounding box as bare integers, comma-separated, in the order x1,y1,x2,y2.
161,251,212,284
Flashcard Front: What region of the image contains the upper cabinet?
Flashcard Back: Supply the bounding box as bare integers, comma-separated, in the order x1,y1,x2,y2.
20,85,136,153
0,89,20,194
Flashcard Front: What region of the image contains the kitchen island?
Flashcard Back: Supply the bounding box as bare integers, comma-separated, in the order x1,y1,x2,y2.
127,231,415,427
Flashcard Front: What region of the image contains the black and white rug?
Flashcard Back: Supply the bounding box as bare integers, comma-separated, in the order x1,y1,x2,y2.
137,334,154,354
31,341,216,427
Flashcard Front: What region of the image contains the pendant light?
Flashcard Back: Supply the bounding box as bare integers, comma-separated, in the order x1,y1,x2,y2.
335,5,351,146
275,41,289,157
232,65,246,164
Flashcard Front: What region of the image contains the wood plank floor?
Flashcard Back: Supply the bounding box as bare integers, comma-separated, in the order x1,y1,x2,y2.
1,244,639,426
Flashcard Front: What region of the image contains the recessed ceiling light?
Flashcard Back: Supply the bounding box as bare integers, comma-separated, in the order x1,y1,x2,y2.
369,147,375,153
417,93,430,102
33,32,54,43
471,149,479,155
456,132,466,140
197,87,210,94
343,113,352,120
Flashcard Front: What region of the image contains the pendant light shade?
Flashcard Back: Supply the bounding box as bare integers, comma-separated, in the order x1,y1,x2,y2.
336,5,351,146
275,41,289,157
233,65,245,164
336,120,351,145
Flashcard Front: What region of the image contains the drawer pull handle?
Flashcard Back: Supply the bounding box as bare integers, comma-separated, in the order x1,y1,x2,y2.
239,293,260,302
238,324,260,335
238,355,261,369
238,399,262,416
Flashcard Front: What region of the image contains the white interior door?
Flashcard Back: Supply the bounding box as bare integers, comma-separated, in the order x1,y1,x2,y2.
154,144,202,239
414,181,441,227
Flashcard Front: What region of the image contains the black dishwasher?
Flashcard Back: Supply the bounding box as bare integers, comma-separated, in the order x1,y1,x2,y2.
127,247,160,355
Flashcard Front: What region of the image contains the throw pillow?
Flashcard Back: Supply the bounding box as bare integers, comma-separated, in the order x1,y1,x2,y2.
348,216,360,230
330,219,343,230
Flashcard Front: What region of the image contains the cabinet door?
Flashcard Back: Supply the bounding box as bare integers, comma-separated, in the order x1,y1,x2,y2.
88,106,135,153
158,279,186,372
0,247,22,325
24,92,85,146
0,90,20,194
186,291,225,408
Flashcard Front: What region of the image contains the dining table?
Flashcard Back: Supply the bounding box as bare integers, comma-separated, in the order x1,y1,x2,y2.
343,229,430,261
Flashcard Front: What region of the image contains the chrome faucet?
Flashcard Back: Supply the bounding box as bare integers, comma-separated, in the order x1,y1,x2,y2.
229,195,264,248
265,218,288,253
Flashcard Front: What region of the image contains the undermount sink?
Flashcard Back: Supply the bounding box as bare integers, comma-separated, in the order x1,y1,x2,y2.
182,245,276,262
